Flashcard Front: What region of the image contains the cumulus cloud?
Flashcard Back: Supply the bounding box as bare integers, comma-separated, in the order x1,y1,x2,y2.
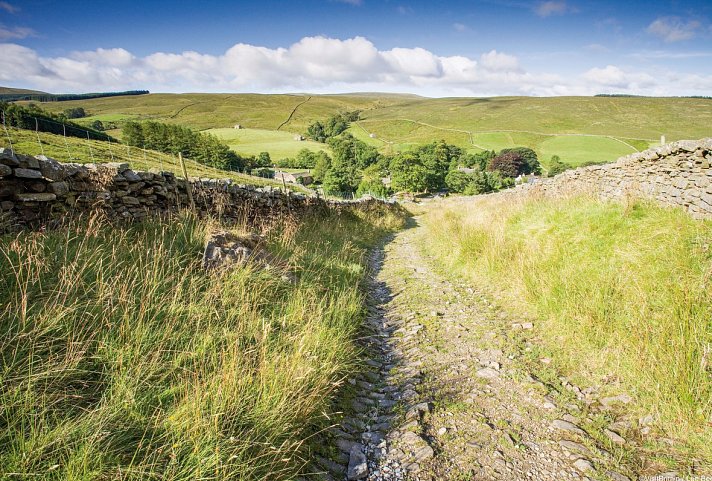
1,36,711,97
535,1,571,17
480,50,520,72
0,24,35,40
0,2,18,14
582,65,656,90
647,16,701,42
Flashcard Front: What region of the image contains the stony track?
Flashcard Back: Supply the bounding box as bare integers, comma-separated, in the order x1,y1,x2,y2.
312,215,643,481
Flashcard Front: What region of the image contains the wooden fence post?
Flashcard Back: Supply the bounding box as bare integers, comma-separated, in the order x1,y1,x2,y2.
179,152,196,212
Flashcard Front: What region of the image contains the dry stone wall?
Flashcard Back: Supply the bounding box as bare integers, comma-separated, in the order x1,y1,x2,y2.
515,138,712,218
0,149,382,232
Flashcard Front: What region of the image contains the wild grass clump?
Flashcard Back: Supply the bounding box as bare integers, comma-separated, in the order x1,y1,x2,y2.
422,195,711,464
0,203,406,480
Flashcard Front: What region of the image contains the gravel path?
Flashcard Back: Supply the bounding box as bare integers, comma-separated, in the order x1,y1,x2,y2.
312,216,640,481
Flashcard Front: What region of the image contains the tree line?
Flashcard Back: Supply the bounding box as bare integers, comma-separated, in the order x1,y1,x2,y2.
0,101,114,141
0,90,149,102
122,121,247,171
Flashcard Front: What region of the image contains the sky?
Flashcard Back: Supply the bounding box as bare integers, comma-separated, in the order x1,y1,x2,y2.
1,0,711,97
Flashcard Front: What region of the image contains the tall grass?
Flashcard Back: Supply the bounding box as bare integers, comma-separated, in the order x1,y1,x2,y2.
422,195,711,464
0,204,406,480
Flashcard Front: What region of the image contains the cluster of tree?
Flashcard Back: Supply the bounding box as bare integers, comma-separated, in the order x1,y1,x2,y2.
122,121,242,171
0,101,113,141
274,148,330,169
547,155,573,177
307,135,541,198
595,94,712,99
0,90,149,102
486,147,541,178
316,134,380,196
305,110,361,143
63,107,86,119
444,169,508,195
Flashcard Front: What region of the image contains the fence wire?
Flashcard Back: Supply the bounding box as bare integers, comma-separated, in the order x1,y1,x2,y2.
0,111,314,196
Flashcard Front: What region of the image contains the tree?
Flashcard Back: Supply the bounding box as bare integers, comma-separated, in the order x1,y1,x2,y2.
356,163,390,198
322,163,356,196
487,151,527,178
458,150,495,170
63,107,86,119
390,152,430,193
547,155,572,177
90,120,104,131
498,147,541,175
306,121,327,142
256,152,272,168
311,152,332,183
445,170,474,193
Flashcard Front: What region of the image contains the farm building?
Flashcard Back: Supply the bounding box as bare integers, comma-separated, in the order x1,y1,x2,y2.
233,124,242,129
275,171,314,186
294,134,304,141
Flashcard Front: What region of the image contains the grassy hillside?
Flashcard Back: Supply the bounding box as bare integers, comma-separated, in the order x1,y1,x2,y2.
421,195,712,467
30,93,712,168
0,128,304,191
32,93,397,132
0,204,407,480
0,86,49,96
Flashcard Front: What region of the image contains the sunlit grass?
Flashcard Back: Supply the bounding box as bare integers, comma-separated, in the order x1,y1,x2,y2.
0,202,407,480
421,194,712,468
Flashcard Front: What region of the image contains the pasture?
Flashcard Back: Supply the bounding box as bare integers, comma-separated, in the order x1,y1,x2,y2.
208,127,330,160
27,93,712,167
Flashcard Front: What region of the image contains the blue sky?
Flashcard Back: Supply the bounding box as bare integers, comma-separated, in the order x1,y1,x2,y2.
1,0,711,96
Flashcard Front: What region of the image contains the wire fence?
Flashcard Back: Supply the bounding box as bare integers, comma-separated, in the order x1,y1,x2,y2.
0,110,310,194
1,111,396,200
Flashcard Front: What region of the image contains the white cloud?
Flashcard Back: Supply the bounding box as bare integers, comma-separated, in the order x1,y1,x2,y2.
535,1,571,17
1,37,711,97
647,16,701,42
480,50,520,72
333,0,362,5
0,2,18,14
582,65,656,90
0,24,35,40
453,23,468,32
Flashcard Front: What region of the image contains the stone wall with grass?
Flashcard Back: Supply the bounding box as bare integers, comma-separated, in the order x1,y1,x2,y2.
517,138,712,218
0,149,383,232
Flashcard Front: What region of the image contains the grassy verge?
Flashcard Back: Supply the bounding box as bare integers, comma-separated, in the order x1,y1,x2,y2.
0,203,407,480
420,194,711,468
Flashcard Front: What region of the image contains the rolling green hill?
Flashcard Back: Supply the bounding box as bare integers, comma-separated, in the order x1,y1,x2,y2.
28,93,712,167
0,86,49,96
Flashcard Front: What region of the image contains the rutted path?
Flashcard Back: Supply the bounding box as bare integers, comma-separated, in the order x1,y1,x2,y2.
314,215,636,481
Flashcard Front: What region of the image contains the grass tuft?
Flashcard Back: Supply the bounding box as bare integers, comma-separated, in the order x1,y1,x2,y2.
0,204,407,480
421,195,712,467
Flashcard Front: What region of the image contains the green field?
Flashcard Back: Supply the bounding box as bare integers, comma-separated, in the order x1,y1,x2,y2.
0,127,306,191
208,127,330,160
28,93,712,167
